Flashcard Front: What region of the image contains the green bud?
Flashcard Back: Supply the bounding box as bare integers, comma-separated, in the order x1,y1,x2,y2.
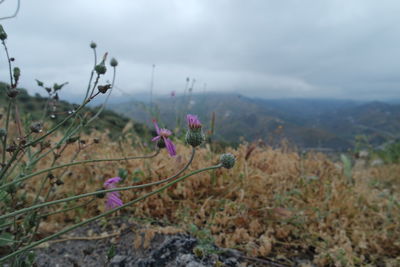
35,79,44,87
96,188,106,199
220,153,235,169
13,67,21,82
95,63,107,75
0,128,6,138
110,58,118,67
90,41,97,49
0,25,7,41
185,129,204,147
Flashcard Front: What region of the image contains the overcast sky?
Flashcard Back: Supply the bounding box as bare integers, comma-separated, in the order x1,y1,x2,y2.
1,0,400,101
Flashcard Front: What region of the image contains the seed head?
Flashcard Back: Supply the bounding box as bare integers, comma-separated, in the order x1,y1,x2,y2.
90,41,97,49
220,153,235,169
110,58,118,67
95,63,107,75
0,25,7,41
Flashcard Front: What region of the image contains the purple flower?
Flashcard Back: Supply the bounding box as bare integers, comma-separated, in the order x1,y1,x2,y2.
186,114,202,130
152,119,176,157
103,177,123,210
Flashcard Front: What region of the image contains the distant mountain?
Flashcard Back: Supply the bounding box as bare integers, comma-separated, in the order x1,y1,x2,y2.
109,93,400,150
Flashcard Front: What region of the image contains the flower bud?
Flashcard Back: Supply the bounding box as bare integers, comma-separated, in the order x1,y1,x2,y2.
110,58,118,67
13,67,21,82
96,188,106,198
90,41,97,49
0,25,7,41
95,63,107,75
0,128,6,138
185,130,204,147
220,153,235,169
97,84,112,94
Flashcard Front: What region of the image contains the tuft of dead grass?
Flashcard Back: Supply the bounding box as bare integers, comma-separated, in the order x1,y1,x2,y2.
19,133,400,266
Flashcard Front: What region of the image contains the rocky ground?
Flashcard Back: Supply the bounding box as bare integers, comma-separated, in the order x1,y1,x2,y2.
21,217,313,266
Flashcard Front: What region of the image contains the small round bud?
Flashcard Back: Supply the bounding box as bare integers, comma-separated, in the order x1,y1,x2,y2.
220,153,235,169
0,128,7,138
95,63,107,75
96,188,106,199
185,130,204,147
66,136,79,144
55,179,64,186
90,41,97,49
47,173,55,180
110,58,118,67
0,25,7,41
30,122,43,133
10,57,15,62
97,84,112,94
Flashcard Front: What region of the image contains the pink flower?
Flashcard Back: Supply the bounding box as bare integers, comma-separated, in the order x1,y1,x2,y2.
186,114,202,130
104,177,123,210
152,119,176,157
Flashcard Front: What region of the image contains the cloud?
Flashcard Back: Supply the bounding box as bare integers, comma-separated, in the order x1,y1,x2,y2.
1,0,400,100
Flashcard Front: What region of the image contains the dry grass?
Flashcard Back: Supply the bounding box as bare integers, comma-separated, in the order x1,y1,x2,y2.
18,132,400,266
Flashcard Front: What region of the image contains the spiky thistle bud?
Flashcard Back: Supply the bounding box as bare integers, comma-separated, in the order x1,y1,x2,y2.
110,58,118,67
185,114,204,147
220,153,235,169
95,53,108,75
0,25,7,41
90,41,97,49
13,67,21,82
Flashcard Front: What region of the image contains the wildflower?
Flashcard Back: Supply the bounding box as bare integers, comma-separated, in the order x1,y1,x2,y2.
185,114,204,147
104,177,123,210
186,114,202,130
152,119,176,157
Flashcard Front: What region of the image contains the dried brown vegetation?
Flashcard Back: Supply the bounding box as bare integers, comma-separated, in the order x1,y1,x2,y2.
25,132,400,266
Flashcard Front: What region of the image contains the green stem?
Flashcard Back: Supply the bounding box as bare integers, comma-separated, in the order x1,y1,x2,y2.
2,40,14,87
83,48,97,102
0,149,160,191
1,101,12,166
0,164,222,263
87,66,116,125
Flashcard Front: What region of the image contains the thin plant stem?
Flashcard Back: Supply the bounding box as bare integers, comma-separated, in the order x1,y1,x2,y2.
1,40,13,86
83,48,97,102
1,101,12,165
0,164,222,263
0,149,160,191
87,66,116,124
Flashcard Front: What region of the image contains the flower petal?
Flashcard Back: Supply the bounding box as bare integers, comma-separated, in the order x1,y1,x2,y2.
151,136,161,142
164,137,176,157
152,119,160,135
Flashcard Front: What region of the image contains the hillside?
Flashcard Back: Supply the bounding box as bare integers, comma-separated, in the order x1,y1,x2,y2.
110,93,400,150
0,82,148,139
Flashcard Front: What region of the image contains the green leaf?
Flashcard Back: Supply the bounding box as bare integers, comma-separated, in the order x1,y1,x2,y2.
0,232,15,246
